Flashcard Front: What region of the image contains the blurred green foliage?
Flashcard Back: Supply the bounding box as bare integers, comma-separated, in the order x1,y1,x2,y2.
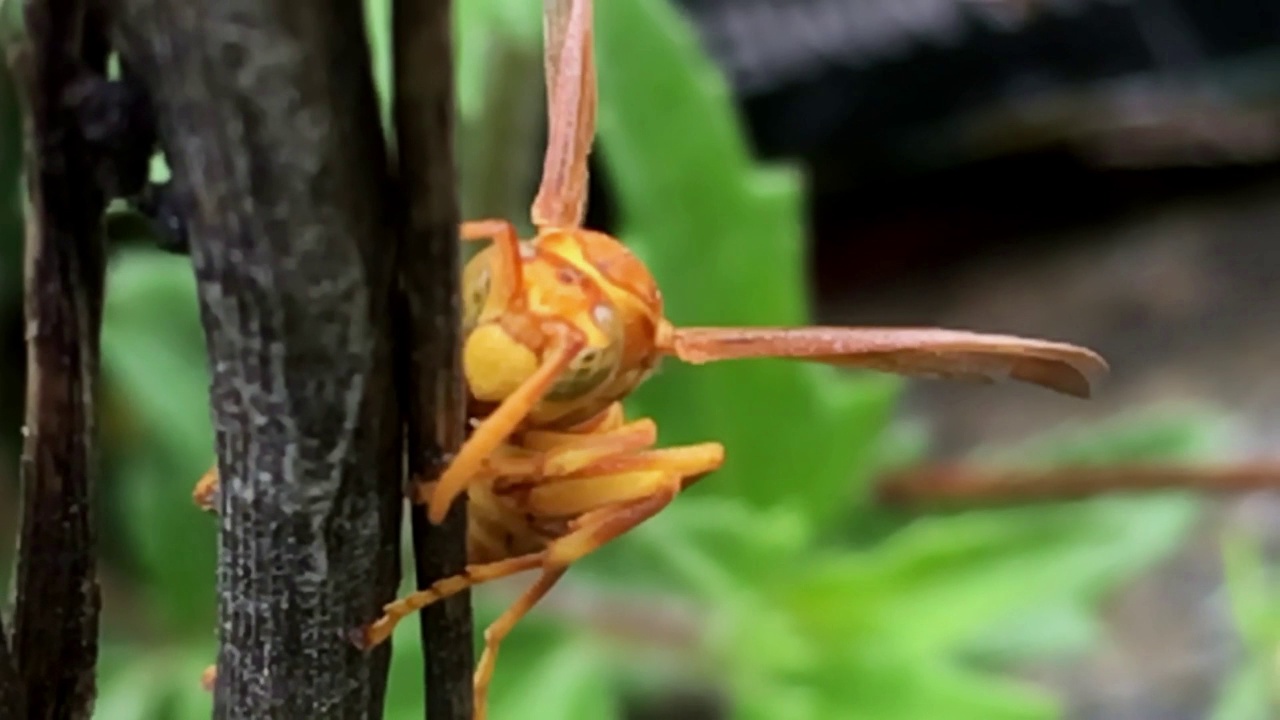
0,0,1249,718
1211,532,1280,720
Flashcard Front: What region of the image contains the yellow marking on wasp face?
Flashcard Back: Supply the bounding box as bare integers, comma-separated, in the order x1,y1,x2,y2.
464,324,539,402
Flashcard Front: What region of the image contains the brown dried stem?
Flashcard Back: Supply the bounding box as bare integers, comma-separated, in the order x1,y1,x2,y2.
878,461,1280,509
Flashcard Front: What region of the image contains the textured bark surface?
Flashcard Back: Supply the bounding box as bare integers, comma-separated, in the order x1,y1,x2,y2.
394,0,474,717
108,0,405,717
9,1,108,718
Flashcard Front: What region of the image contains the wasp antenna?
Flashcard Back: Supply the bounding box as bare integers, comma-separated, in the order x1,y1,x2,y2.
530,0,596,230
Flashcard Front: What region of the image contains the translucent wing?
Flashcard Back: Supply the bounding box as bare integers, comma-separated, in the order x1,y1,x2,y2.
666,327,1108,398
531,0,596,230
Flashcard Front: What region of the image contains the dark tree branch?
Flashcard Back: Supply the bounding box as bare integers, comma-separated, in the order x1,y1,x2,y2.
0,615,24,717
877,461,1280,509
393,0,474,717
9,0,108,716
108,0,404,717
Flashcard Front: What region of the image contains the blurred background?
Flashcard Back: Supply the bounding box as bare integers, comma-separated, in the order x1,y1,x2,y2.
4,0,1280,718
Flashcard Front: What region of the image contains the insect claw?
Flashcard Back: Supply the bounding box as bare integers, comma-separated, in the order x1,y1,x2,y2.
200,665,217,691
192,466,219,512
407,475,439,504
347,625,376,651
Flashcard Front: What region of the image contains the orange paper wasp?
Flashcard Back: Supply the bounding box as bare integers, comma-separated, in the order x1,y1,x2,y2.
195,0,1106,715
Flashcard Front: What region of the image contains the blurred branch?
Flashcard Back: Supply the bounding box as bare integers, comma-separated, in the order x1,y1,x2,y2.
457,33,544,227
108,0,404,716
878,461,1280,509
392,0,474,717
8,0,111,716
510,579,704,654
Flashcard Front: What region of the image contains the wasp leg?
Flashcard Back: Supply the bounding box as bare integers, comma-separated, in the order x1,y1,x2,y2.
520,417,658,476
192,464,219,513
200,664,217,691
566,401,626,434
461,219,523,311
411,415,661,507
460,218,518,242
473,459,721,720
359,552,544,648
471,566,568,720
427,329,585,523
497,443,726,516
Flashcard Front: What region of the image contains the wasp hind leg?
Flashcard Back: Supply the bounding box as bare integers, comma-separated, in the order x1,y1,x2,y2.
471,446,722,720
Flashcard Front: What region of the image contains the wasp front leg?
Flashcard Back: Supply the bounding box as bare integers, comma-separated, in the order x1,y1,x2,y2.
425,327,586,522
461,219,523,310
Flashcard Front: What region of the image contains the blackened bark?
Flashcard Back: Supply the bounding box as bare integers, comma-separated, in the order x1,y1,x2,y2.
107,0,404,717
0,615,25,717
9,0,108,717
393,0,474,717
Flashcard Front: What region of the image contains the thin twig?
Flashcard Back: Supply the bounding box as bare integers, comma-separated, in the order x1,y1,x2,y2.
108,1,404,716
10,0,108,716
877,461,1280,509
393,0,474,716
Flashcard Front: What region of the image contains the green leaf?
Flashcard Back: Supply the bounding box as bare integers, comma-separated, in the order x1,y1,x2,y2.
364,0,393,134
731,643,1057,720
382,621,427,720
101,249,217,635
781,488,1198,662
977,406,1232,466
1216,530,1280,720
576,497,811,600
732,676,820,720
815,654,1059,720
964,602,1102,663
156,647,217,720
92,642,216,720
1210,658,1277,720
93,654,171,720
1224,532,1272,648
485,624,620,720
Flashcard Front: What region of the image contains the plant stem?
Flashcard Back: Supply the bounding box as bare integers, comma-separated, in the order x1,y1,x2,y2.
878,461,1280,509
7,1,109,716
392,0,475,717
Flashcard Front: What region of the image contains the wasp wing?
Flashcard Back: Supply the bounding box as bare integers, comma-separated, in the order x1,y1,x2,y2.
668,327,1108,398
531,0,596,230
